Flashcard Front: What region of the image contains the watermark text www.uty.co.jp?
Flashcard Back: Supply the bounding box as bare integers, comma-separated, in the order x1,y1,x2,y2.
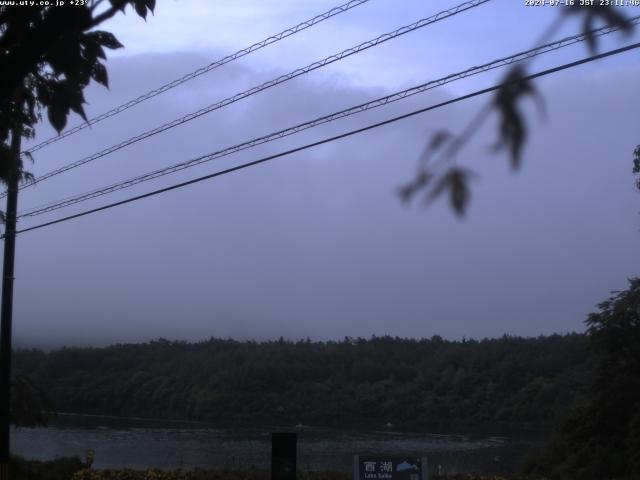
0,0,85,6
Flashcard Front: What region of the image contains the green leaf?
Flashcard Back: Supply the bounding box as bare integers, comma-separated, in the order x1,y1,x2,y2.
109,0,128,12
92,31,124,50
49,81,88,125
429,167,476,217
47,100,68,133
492,66,540,169
565,6,635,54
448,169,471,216
91,63,109,88
71,95,88,122
134,0,148,19
82,33,107,60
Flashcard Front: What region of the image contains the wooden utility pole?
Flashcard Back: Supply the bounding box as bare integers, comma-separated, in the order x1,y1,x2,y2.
0,128,21,480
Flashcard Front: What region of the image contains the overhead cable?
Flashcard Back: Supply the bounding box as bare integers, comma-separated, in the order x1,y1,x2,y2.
22,0,376,155
18,18,638,219
7,0,490,200
9,40,640,237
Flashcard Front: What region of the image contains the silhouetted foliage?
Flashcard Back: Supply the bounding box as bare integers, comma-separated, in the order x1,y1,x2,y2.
633,144,640,190
10,373,51,428
401,6,635,216
0,0,155,184
523,279,640,479
14,334,591,429
10,455,86,480
565,4,634,54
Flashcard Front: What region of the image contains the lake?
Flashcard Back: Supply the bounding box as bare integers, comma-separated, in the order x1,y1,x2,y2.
12,414,539,476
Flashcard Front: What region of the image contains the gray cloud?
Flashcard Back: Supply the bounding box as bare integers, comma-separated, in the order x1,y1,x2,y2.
11,51,639,348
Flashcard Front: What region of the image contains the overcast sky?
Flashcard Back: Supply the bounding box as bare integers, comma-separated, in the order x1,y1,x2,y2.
10,0,640,348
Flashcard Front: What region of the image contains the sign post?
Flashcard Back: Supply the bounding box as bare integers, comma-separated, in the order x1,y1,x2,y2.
353,456,428,480
271,432,296,480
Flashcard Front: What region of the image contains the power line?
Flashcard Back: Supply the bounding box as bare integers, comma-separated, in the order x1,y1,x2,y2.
6,0,490,199
22,0,375,156
9,41,640,238
18,18,638,219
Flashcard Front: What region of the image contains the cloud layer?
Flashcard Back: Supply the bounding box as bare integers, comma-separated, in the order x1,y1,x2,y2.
12,46,639,348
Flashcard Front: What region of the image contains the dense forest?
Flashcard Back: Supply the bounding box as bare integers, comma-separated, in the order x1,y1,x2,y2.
13,333,592,429
523,279,640,479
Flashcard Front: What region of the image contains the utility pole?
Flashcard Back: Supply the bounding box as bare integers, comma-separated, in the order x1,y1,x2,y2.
0,128,21,480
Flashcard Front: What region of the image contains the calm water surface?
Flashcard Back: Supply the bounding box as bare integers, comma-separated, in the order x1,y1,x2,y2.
13,414,539,475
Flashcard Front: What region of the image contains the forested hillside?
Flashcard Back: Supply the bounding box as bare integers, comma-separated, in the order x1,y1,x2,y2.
14,334,591,429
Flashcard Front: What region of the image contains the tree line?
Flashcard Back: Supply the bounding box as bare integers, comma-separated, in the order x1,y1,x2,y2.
13,333,591,429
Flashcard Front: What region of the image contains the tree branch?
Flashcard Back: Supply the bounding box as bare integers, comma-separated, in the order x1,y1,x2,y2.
89,0,129,29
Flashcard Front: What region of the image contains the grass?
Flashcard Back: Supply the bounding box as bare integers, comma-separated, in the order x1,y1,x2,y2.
11,457,540,480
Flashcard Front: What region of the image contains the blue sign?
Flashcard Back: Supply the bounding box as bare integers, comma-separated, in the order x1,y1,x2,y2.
355,456,426,480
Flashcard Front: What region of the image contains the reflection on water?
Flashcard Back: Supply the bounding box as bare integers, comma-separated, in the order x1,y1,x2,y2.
12,414,538,475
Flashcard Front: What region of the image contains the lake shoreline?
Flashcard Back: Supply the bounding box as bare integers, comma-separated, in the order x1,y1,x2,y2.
48,411,551,437
13,414,540,476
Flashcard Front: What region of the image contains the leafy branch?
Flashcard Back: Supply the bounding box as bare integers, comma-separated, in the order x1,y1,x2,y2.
400,6,635,217
0,0,156,185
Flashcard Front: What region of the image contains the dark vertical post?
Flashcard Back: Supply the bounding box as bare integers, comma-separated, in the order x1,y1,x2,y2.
0,129,20,480
421,456,428,480
271,432,296,480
